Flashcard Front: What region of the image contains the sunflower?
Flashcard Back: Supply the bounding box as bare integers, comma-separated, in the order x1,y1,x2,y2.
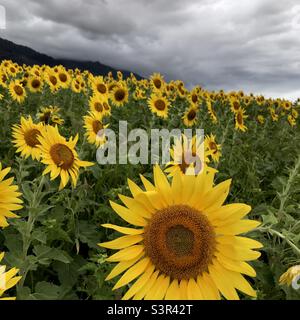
0,70,8,88
83,112,109,147
99,165,262,300
117,71,123,81
235,108,248,132
150,73,165,91
183,106,198,127
205,134,222,163
281,100,292,111
37,106,64,126
110,84,129,107
71,78,82,93
44,71,61,92
0,163,23,228
269,107,279,122
279,265,300,287
287,115,296,127
207,100,218,123
230,98,241,113
189,88,200,105
165,135,213,177
148,94,169,118
27,76,43,93
12,116,44,160
57,66,71,89
92,76,108,97
8,80,27,103
38,126,94,190
89,95,111,117
0,252,21,300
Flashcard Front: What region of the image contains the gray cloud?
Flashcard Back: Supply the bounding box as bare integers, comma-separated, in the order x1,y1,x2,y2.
0,0,299,100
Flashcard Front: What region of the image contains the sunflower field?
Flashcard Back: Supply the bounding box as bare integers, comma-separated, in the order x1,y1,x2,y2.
0,59,300,300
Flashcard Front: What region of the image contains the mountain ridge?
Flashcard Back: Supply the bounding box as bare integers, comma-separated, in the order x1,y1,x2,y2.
0,37,141,78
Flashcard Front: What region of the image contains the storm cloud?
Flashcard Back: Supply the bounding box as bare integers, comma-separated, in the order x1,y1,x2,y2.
0,0,299,99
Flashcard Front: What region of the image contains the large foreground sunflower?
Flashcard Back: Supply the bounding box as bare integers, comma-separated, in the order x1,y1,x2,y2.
38,126,93,190
0,163,23,228
100,165,262,300
12,116,44,160
0,252,21,300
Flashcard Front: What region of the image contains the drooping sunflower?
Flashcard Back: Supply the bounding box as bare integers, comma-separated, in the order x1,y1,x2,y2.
99,165,262,300
38,126,94,190
235,108,248,132
8,80,27,103
83,112,109,147
148,94,170,118
12,116,44,160
207,100,218,123
183,106,198,127
0,163,23,228
0,252,21,300
37,106,64,126
205,134,222,163
110,84,129,107
165,135,213,177
279,265,300,287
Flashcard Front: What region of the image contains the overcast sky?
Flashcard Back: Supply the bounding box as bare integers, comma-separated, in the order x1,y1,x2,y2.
0,0,300,100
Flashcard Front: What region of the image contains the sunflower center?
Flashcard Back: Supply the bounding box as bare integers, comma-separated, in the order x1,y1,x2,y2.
59,73,67,82
92,120,103,134
209,141,217,151
31,79,41,89
103,102,110,110
144,205,216,280
24,129,41,147
192,94,198,103
50,76,58,85
153,79,162,89
40,111,51,124
94,102,103,112
166,225,194,256
187,109,196,121
154,99,166,111
233,101,240,110
14,85,24,96
50,143,74,170
237,113,243,124
115,89,125,101
97,83,107,94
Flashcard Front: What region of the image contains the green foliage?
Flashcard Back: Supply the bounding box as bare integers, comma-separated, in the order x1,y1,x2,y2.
0,86,300,300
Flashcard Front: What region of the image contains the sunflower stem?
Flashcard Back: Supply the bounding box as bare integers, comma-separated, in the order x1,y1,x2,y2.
18,175,46,288
259,227,300,257
277,155,300,223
